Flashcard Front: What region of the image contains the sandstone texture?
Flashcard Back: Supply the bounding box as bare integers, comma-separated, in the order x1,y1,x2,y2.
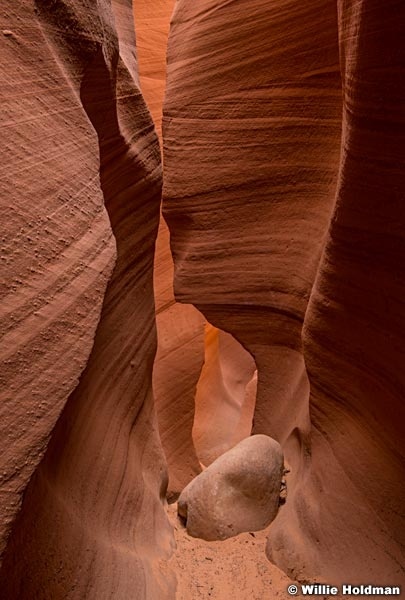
0,0,116,563
2,0,405,596
133,0,205,496
163,0,405,587
269,0,405,584
0,1,174,598
134,0,257,498
163,0,341,451
178,435,284,541
193,324,257,467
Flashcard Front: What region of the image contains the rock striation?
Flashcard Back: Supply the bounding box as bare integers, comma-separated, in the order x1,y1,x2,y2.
0,0,116,565
268,0,405,585
193,324,257,467
163,0,342,453
134,0,205,497
178,435,284,541
163,0,405,587
0,1,174,598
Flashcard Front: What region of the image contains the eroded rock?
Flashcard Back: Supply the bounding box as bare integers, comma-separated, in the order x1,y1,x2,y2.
0,1,174,598
178,434,283,541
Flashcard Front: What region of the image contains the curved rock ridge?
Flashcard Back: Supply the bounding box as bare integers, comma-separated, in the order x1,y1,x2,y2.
153,302,205,496
0,1,174,598
162,0,341,566
178,434,284,541
193,324,257,467
163,0,342,452
134,0,205,497
134,0,259,502
0,0,116,564
267,0,405,585
163,0,405,586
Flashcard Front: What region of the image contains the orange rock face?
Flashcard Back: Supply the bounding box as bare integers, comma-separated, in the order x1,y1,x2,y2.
193,324,257,467
0,1,173,598
0,0,116,564
134,0,205,496
274,0,405,584
163,0,405,586
2,0,405,595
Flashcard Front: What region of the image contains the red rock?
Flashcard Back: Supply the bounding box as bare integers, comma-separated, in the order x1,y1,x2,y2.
163,0,405,586
163,0,342,453
0,0,116,565
268,0,405,585
0,1,174,598
153,302,205,495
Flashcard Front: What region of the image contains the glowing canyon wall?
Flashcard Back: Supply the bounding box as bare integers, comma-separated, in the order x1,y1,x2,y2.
0,1,173,598
1,0,404,597
163,0,405,586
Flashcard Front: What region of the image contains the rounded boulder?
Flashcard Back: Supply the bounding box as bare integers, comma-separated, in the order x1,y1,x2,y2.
177,434,284,541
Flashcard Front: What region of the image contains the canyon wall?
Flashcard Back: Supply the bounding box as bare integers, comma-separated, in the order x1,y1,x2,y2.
0,0,115,564
133,0,204,496
271,0,405,584
134,0,259,493
163,0,405,585
163,0,341,515
163,0,342,453
1,0,404,595
0,1,173,598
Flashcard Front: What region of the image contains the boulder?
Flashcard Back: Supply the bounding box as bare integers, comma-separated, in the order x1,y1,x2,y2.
177,434,283,541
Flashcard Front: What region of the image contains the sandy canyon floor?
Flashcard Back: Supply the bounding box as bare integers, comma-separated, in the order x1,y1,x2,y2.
166,503,337,600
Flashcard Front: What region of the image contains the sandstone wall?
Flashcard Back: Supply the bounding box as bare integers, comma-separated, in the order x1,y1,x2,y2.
0,1,173,598
163,0,405,585
269,0,405,583
0,0,116,563
133,0,205,496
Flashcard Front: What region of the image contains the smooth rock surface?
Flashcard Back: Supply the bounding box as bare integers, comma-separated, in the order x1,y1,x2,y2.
163,0,405,586
0,2,174,598
134,0,205,496
178,435,284,541
193,324,257,467
267,0,405,586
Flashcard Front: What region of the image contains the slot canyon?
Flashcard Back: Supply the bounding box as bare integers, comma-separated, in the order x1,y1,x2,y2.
0,0,404,598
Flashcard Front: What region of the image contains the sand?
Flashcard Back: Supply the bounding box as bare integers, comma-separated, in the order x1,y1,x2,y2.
167,503,298,600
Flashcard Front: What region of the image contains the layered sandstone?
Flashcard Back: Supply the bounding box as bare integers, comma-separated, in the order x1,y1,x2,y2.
0,0,115,563
0,1,173,598
268,0,405,584
163,0,342,454
163,0,405,586
133,0,205,496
